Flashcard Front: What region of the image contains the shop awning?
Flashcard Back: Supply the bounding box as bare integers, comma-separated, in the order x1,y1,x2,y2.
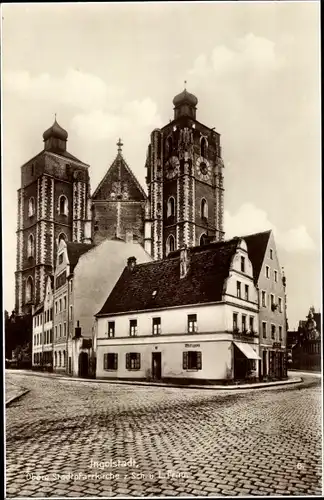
234,341,261,360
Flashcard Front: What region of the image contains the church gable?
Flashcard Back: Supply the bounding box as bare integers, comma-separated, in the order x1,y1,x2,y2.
92,151,147,203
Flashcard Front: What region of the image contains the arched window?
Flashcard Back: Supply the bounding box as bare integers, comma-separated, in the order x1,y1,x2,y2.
167,136,173,156
167,197,175,218
200,137,207,158
28,197,35,217
200,233,207,246
201,198,208,219
58,195,68,216
26,276,34,303
166,235,175,255
27,234,34,258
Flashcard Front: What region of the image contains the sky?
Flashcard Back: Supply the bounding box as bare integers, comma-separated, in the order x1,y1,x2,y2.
2,2,321,329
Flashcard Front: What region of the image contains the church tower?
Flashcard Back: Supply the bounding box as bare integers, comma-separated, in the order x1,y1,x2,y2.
15,119,92,315
145,87,225,260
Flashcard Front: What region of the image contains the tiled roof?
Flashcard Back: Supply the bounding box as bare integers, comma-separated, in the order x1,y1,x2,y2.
97,238,240,316
241,230,271,283
66,242,95,272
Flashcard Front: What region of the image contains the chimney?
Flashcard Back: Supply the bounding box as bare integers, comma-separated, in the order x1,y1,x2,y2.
127,256,137,271
180,246,190,279
75,320,81,338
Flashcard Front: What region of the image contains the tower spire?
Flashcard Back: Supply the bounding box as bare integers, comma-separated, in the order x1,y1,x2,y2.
117,138,123,154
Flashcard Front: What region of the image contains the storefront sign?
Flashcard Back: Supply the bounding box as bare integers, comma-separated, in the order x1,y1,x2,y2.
185,343,200,348
273,342,281,349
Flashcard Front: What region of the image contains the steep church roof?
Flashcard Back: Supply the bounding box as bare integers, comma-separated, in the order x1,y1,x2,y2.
92,139,147,201
66,242,95,272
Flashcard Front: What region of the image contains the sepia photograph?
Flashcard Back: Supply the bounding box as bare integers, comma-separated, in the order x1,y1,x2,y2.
2,1,322,499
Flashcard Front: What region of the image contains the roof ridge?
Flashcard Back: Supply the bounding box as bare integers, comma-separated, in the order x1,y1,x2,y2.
241,229,272,239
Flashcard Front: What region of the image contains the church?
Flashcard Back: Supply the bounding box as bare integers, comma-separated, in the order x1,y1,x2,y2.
15,87,225,315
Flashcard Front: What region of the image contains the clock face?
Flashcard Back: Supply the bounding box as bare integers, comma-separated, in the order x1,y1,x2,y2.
165,156,180,179
195,157,211,182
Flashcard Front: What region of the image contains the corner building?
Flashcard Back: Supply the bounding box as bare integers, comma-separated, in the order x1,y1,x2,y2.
15,119,92,315
145,88,225,260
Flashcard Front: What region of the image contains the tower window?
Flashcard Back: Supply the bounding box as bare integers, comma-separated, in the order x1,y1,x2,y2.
200,233,207,246
166,235,175,255
27,234,34,258
167,136,173,155
58,233,67,245
167,197,175,218
200,137,207,157
26,276,34,303
201,198,208,219
28,197,35,217
58,195,68,216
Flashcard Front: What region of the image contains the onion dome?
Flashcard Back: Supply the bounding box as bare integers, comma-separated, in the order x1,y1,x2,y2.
173,88,198,108
43,118,68,142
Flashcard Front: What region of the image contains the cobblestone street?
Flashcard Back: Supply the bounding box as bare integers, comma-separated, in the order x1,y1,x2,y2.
6,372,322,497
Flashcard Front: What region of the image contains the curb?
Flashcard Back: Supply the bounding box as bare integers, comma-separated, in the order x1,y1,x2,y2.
6,369,303,391
6,389,30,407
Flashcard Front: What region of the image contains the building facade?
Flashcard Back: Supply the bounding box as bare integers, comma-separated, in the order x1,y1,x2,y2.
92,140,147,246
95,238,261,383
145,88,225,260
32,276,54,369
288,307,321,371
15,119,92,316
244,230,287,379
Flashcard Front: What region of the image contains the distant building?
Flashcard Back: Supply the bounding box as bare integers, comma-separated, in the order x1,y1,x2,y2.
288,307,321,371
91,139,147,246
32,275,54,369
244,230,288,379
95,237,261,383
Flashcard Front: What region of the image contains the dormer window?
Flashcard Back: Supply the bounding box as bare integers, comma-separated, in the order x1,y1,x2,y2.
58,195,68,216
28,197,35,217
241,256,245,273
58,253,63,265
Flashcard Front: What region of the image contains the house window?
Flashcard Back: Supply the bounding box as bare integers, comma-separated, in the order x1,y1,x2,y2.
104,353,118,371
278,297,282,313
152,317,161,335
58,195,68,216
279,326,283,341
261,291,266,307
271,294,275,308
183,351,202,370
274,270,278,282
63,296,66,310
108,321,115,338
233,313,238,331
262,322,267,338
271,324,276,340
270,249,273,260
201,199,208,219
64,322,67,337
249,316,254,333
241,256,245,273
50,329,53,343
126,353,140,370
167,197,175,218
70,305,73,321
55,301,58,314
129,319,137,337
266,266,270,278
242,315,247,333
236,281,241,299
59,324,62,337
59,299,62,312
166,235,175,255
55,326,57,339
70,280,73,293
188,314,197,333
28,197,35,217
245,284,249,301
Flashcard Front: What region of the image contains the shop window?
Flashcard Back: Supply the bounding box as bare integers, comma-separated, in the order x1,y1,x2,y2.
104,353,118,370
183,351,202,370
126,353,140,370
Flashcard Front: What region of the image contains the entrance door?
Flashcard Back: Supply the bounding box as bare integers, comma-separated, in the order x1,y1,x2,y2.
79,352,89,378
152,352,162,380
263,351,267,378
68,357,72,375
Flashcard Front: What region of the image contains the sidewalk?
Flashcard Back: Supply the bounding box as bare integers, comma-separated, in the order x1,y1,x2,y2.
5,380,29,406
6,369,303,391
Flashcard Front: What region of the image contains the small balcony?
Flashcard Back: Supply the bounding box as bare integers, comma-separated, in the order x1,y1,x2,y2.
232,328,258,340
